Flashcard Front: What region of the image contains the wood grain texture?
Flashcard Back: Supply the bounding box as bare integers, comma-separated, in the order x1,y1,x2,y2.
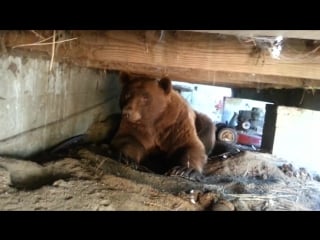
186,30,320,41
3,30,320,88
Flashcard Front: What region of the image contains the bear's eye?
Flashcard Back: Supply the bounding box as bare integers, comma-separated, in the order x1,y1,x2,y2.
125,93,131,99
141,94,149,102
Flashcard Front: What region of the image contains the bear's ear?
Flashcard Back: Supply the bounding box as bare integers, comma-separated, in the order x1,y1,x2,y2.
159,77,172,94
119,72,131,85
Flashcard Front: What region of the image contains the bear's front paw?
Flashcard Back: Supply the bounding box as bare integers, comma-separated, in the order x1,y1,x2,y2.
165,166,204,182
117,152,139,170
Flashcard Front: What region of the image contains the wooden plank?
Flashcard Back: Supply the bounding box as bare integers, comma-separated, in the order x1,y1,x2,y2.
3,30,320,88
186,30,320,41
101,62,320,89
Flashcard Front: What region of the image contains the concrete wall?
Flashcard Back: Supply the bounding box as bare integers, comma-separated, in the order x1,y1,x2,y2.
272,106,320,174
0,54,121,158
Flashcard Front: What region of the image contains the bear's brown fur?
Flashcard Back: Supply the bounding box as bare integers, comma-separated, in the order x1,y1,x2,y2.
195,111,216,155
111,73,208,174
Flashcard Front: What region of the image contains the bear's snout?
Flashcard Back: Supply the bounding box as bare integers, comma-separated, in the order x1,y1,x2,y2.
122,108,141,122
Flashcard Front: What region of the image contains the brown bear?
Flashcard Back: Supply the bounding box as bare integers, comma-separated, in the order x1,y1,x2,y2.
171,85,216,156
111,72,213,180
194,111,216,156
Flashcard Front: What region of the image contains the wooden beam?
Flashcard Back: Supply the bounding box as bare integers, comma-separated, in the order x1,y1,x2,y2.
185,30,320,41
102,62,320,89
3,30,320,89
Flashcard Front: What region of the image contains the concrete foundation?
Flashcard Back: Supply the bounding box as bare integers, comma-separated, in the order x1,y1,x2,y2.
0,54,121,158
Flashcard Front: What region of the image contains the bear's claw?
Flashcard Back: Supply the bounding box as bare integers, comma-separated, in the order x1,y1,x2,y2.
166,166,204,182
117,152,139,170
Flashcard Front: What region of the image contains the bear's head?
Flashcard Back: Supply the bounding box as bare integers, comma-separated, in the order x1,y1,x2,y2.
119,72,172,123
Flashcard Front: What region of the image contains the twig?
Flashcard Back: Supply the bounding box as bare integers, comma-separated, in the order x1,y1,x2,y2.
242,162,250,177
49,30,56,72
158,30,164,42
299,89,306,105
38,35,53,43
29,30,46,40
12,37,78,49
270,189,297,194
228,193,298,201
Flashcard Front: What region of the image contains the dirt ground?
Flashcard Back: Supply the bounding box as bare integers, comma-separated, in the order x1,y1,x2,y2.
1,149,320,211
0,169,199,211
